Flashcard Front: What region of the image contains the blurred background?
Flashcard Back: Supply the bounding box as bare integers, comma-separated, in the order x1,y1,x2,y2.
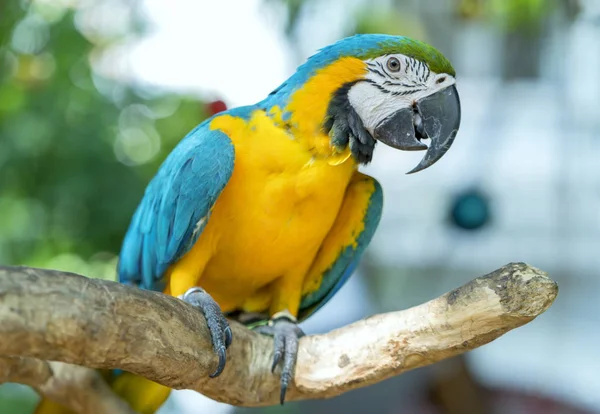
1,0,599,413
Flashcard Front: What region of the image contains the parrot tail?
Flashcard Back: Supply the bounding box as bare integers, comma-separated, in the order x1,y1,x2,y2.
33,370,172,414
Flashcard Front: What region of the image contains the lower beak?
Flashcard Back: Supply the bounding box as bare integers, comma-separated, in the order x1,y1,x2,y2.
373,84,461,174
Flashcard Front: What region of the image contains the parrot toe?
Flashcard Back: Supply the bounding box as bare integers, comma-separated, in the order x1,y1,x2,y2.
255,313,305,405
182,287,232,378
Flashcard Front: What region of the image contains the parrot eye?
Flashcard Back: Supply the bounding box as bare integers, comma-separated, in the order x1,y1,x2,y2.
386,57,401,72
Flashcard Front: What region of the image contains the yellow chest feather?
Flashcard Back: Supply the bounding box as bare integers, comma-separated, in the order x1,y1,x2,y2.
172,111,356,309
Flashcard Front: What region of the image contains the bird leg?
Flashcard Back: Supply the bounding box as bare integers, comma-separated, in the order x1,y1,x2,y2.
181,287,232,378
254,310,305,404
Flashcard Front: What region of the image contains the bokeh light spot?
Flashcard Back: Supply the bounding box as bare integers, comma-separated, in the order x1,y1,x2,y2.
11,15,50,55
114,126,161,166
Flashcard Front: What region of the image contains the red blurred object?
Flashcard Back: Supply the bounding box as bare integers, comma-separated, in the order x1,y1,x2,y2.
207,100,227,115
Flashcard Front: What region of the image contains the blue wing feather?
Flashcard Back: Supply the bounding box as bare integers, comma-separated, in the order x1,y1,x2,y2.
117,123,235,291
297,178,383,321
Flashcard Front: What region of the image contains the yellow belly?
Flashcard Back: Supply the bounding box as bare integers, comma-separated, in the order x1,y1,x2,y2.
167,110,357,313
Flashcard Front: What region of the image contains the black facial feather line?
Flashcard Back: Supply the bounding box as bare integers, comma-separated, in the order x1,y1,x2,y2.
323,81,376,164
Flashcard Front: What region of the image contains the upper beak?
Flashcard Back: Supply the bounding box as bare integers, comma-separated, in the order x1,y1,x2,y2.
373,84,461,174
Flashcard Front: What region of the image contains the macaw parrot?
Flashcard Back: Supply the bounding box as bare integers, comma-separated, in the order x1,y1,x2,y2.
34,33,460,414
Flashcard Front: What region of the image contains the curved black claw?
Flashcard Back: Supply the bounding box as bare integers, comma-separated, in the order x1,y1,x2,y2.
255,313,305,405
182,287,232,378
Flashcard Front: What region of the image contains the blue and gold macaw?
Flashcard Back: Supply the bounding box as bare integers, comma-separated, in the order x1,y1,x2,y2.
34,34,460,414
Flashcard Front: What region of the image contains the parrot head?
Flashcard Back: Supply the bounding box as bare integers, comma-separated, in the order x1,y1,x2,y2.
265,34,461,173
339,36,460,173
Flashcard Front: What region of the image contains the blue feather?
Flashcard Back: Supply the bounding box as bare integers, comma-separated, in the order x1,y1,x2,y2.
117,112,245,291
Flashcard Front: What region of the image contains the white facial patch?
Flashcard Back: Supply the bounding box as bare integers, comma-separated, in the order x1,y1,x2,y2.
347,53,455,135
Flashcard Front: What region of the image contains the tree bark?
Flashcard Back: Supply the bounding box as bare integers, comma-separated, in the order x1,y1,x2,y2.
0,262,557,411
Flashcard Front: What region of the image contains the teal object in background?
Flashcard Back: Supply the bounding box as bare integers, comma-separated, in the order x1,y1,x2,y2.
449,188,491,231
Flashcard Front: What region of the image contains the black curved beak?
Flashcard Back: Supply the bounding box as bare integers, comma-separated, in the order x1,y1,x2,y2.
373,84,461,174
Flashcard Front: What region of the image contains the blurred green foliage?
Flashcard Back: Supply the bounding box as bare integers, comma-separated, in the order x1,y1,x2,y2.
269,0,560,39
0,0,214,411
0,0,210,278
351,7,427,42
488,0,556,32
0,384,39,414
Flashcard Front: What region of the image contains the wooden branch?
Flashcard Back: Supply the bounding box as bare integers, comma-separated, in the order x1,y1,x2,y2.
0,263,557,410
